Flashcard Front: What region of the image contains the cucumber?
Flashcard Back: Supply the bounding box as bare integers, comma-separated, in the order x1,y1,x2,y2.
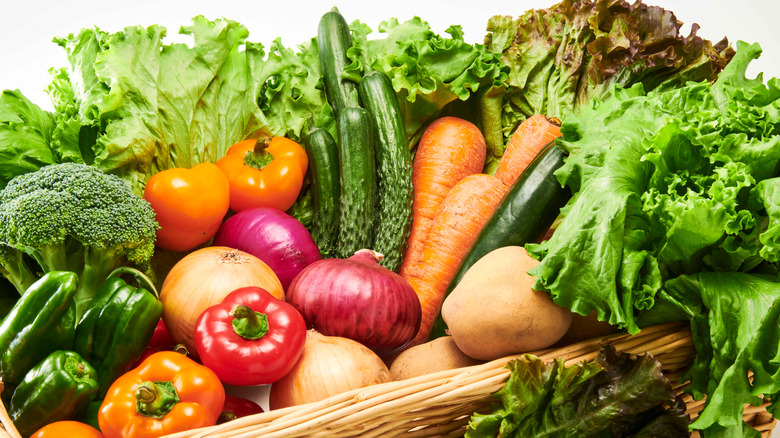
336,106,377,258
318,9,360,116
304,128,341,256
428,141,572,340
358,70,413,272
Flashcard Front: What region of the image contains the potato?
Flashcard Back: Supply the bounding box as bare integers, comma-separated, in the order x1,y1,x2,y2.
441,246,572,360
389,336,482,380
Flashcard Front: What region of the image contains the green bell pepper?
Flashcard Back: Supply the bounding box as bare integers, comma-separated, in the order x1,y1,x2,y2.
8,350,99,437
74,267,163,397
78,399,103,431
0,271,78,388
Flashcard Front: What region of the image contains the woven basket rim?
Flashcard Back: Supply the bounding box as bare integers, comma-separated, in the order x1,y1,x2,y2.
1,322,775,438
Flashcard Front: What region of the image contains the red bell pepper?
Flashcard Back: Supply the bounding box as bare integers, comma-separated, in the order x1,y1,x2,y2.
218,395,264,424
194,286,306,385
132,319,190,368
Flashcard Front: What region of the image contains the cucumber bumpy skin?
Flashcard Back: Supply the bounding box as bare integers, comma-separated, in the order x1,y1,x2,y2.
304,128,341,257
359,70,413,272
335,106,377,258
317,9,360,117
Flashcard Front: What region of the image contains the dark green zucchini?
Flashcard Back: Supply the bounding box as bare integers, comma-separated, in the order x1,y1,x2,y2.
358,70,413,272
336,106,377,258
428,140,572,340
304,128,341,257
318,9,360,116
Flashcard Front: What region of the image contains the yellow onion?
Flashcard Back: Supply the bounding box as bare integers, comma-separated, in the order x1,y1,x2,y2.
160,246,284,354
269,330,392,410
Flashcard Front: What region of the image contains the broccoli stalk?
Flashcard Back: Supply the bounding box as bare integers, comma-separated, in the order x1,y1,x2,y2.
0,244,39,294
0,163,159,318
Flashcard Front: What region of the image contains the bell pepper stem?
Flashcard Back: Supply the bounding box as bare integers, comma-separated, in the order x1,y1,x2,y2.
218,412,238,424
230,305,269,340
136,381,180,420
64,355,87,379
244,138,274,170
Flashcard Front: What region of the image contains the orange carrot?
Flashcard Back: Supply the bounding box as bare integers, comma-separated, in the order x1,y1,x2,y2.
399,117,487,280
406,173,508,346
494,114,562,187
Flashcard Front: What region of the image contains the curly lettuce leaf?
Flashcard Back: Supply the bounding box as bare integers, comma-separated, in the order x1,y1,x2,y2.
527,41,780,437
44,17,300,195
663,272,780,435
466,347,688,438
348,16,508,153
528,42,780,334
481,0,734,160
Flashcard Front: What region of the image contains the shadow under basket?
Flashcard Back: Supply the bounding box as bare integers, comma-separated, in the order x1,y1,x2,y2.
1,322,776,438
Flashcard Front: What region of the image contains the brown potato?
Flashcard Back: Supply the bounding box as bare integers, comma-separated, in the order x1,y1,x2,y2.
441,246,572,360
389,336,482,380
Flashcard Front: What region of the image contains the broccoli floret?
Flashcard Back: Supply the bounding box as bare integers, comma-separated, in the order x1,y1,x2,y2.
0,163,159,316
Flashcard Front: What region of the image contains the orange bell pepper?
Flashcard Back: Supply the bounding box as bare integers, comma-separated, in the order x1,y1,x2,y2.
31,421,104,438
143,163,230,252
97,351,225,438
216,137,308,212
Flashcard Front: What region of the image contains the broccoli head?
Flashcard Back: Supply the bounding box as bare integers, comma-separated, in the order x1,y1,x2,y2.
0,163,158,315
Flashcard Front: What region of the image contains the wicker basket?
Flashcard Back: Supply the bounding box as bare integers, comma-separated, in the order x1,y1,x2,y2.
1,322,775,438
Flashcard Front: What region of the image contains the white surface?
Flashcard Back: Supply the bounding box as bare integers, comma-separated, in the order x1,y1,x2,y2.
1,0,778,435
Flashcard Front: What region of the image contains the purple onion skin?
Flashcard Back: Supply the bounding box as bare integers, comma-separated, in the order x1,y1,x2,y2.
286,249,422,357
212,207,321,290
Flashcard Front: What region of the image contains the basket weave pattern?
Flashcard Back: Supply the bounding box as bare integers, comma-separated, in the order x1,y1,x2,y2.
1,322,775,437
167,322,774,438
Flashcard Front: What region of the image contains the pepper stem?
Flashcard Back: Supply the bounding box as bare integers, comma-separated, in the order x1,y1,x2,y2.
243,137,274,170
218,412,238,424
64,355,87,380
230,305,269,340
136,381,180,420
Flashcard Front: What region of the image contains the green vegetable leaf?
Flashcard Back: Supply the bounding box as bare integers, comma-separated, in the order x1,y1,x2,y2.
348,16,508,151
528,42,780,334
527,42,780,436
466,347,688,437
0,90,58,188
45,17,284,195
482,0,734,160
663,272,780,434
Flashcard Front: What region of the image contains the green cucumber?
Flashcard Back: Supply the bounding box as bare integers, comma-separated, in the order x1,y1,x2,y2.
336,106,377,258
318,9,360,116
428,141,572,340
358,70,413,272
304,128,341,257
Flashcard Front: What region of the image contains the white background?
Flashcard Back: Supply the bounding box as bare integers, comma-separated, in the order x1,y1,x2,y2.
1,0,778,435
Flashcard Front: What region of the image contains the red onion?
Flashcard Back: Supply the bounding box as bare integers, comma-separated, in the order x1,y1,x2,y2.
286,249,421,356
212,207,321,290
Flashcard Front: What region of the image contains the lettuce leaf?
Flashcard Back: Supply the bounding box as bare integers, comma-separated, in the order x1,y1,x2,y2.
528,42,780,333
348,16,508,152
481,0,734,167
466,347,689,437
526,42,780,436
663,272,780,435
45,17,327,195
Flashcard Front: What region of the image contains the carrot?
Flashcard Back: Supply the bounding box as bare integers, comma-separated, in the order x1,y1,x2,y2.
399,117,487,279
406,173,508,346
494,114,562,187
